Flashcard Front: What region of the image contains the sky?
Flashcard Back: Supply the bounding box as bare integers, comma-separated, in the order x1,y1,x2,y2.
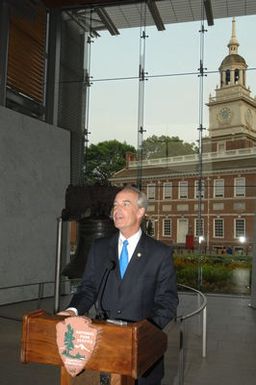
85,15,256,148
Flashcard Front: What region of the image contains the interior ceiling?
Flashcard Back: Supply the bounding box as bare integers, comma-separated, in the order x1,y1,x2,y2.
42,0,256,35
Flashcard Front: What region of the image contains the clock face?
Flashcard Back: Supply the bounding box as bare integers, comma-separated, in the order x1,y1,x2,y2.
217,107,233,123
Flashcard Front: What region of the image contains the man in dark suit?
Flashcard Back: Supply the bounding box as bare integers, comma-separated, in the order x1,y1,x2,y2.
59,185,178,385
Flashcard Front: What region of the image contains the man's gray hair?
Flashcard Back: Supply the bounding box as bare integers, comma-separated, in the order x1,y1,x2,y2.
121,185,148,210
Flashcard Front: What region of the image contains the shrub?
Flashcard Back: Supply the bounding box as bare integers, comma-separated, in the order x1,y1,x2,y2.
173,253,251,294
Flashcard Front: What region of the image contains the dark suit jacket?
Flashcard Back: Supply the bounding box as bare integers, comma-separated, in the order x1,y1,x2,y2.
69,231,178,383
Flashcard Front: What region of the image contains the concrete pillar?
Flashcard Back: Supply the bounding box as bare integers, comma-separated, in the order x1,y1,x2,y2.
230,70,234,85
221,71,225,86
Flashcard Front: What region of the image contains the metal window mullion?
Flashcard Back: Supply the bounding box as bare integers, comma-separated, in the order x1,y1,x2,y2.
45,8,61,125
0,1,10,105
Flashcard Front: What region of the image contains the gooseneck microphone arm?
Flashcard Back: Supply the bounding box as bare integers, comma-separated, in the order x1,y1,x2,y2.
95,260,116,320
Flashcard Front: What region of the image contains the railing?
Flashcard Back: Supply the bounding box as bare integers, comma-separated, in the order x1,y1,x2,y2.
176,283,207,385
0,280,57,319
128,146,256,168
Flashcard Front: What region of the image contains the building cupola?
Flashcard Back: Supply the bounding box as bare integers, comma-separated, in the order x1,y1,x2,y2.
219,17,247,88
207,17,256,144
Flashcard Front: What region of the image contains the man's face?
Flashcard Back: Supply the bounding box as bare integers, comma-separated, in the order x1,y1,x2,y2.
112,190,145,237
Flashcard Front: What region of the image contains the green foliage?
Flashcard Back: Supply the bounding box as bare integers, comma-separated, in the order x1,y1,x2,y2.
83,136,196,184
84,140,136,185
176,265,198,287
202,265,232,283
174,254,251,294
63,324,75,354
62,324,85,359
142,135,197,159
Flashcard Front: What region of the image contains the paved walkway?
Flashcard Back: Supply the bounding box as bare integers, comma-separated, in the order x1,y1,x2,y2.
0,294,255,385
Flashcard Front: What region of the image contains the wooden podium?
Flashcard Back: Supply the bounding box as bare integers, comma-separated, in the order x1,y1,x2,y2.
21,309,167,385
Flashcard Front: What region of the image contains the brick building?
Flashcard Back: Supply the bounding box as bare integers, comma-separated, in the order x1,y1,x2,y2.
111,19,256,255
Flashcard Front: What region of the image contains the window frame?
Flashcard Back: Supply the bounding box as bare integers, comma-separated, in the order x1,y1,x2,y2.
234,218,245,239
217,142,226,153
150,220,155,237
162,218,172,237
163,182,172,200
194,179,205,199
179,180,188,199
214,218,224,238
234,177,245,197
214,178,224,198
195,218,204,237
147,184,156,200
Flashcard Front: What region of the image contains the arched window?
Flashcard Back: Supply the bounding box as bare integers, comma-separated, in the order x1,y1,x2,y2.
235,69,239,83
225,69,230,84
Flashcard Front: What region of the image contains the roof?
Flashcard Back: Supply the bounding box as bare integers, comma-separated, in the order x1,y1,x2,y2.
41,1,256,35
220,54,247,67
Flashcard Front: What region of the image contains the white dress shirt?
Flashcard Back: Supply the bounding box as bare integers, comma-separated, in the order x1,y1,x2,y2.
118,228,142,262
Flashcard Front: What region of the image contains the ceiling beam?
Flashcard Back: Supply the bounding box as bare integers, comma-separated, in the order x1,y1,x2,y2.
66,10,100,37
147,0,165,31
203,0,214,26
96,7,119,35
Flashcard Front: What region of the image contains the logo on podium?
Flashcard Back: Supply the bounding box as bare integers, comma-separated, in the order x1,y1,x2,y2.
56,316,99,377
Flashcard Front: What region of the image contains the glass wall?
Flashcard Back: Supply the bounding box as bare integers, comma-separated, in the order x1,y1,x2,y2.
83,14,256,295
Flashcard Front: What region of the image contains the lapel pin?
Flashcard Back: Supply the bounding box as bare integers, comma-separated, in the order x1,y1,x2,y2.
137,252,142,258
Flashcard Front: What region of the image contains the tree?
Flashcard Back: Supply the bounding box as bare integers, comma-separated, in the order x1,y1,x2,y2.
63,324,75,356
84,140,136,185
142,135,197,159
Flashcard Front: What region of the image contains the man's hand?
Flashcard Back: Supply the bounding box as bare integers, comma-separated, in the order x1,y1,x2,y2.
57,309,77,317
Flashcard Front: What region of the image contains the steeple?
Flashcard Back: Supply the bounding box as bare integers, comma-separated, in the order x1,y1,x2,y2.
219,17,247,88
228,17,239,55
207,17,256,143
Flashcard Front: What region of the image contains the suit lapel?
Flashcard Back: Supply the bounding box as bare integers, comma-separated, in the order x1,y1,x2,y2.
108,233,121,280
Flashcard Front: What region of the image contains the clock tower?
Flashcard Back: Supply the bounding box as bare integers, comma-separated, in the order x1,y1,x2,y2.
206,18,256,152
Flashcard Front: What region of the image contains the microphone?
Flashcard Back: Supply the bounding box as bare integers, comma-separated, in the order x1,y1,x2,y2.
95,260,116,320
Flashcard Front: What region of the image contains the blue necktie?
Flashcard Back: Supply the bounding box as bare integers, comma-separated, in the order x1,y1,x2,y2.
119,239,129,278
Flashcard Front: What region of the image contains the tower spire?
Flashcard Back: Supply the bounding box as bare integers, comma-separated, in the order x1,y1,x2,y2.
228,17,239,55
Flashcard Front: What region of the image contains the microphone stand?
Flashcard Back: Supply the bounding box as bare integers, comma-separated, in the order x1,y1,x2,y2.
95,260,115,320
